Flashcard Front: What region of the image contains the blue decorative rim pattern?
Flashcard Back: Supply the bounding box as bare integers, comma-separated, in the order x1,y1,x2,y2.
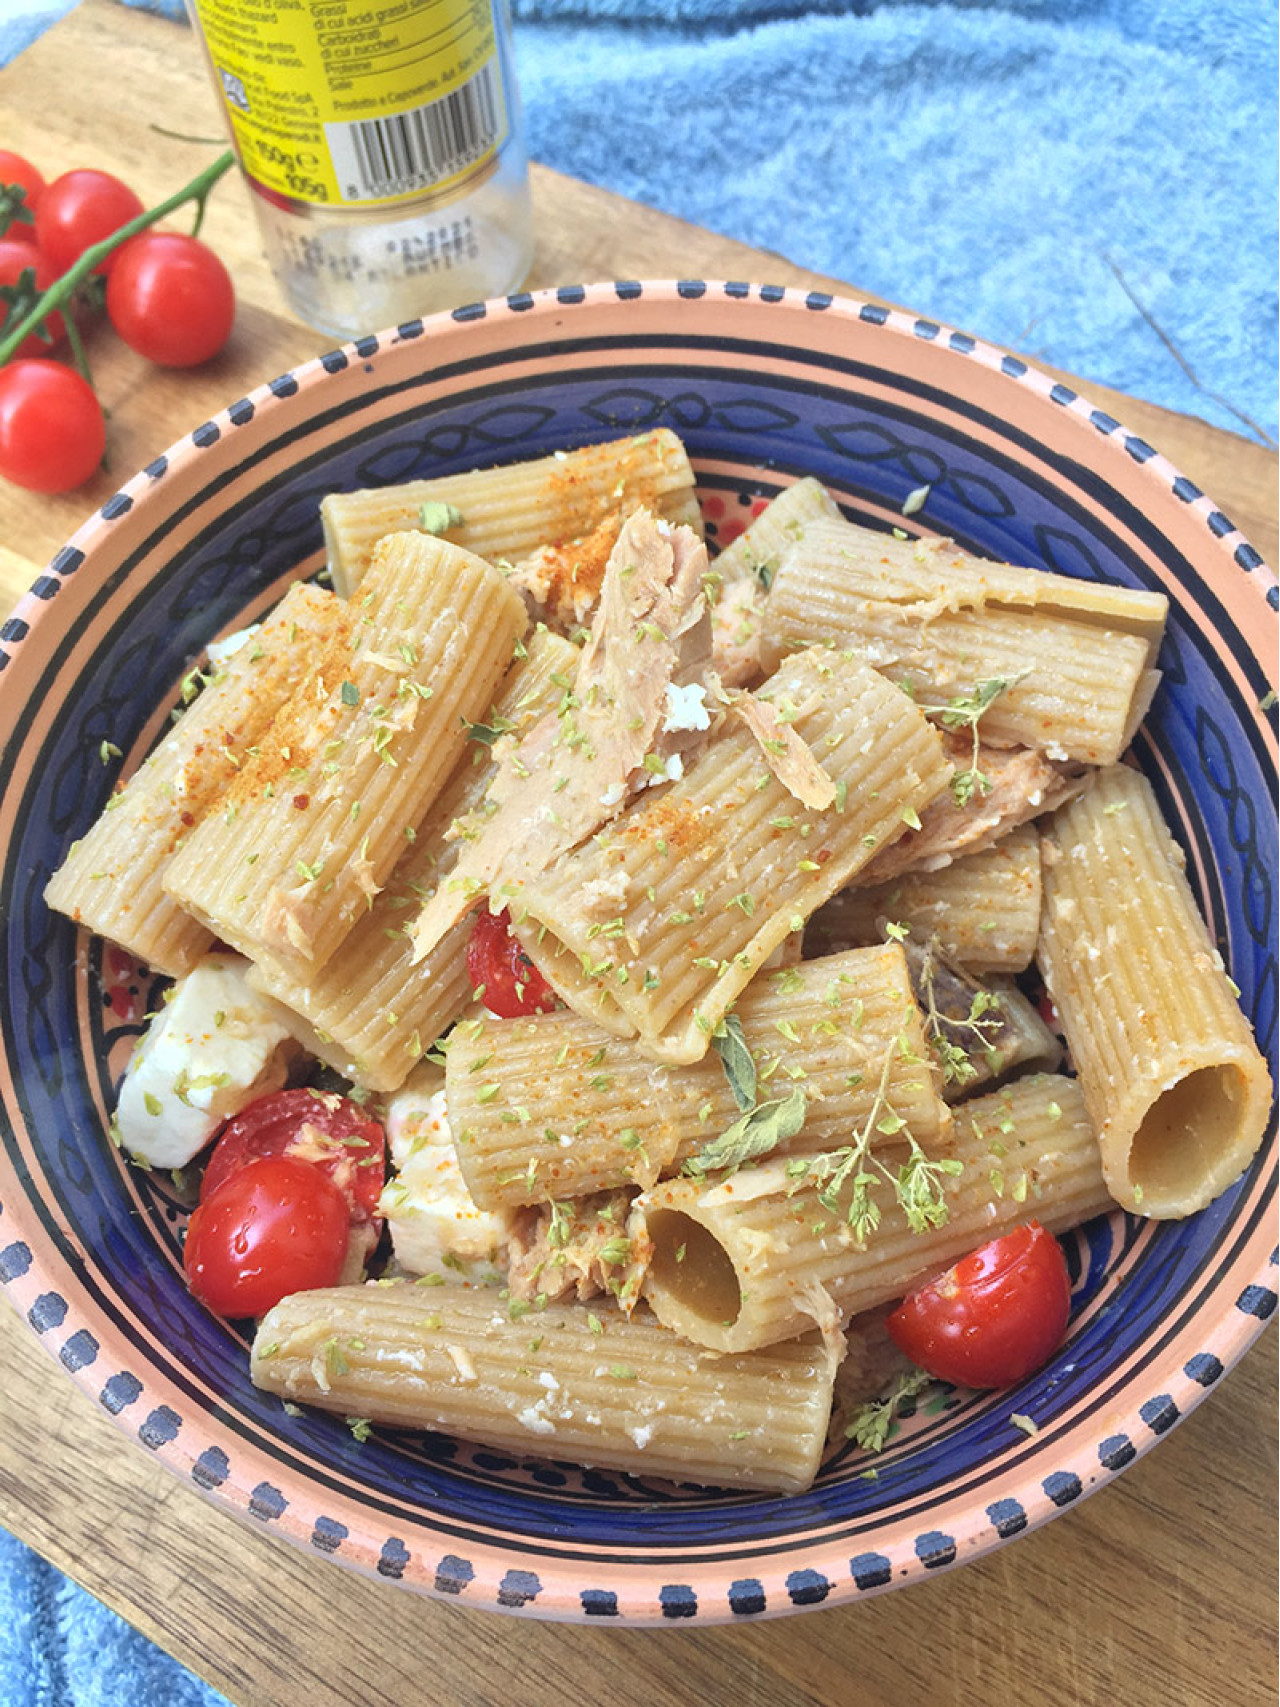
0,281,1275,1622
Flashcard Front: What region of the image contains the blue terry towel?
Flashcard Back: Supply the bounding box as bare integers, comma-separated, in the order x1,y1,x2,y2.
0,0,1275,437
510,0,1279,441
0,2,1277,1704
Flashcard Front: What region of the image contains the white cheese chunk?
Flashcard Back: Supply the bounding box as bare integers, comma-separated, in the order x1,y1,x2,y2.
205,622,260,666
114,953,297,1169
379,1066,511,1278
662,679,710,733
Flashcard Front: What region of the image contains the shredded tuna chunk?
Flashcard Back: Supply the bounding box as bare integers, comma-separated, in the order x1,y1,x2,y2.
261,886,321,959
854,736,1083,883
411,509,715,961
732,690,837,810
504,509,625,631
506,1190,650,1310
710,574,767,688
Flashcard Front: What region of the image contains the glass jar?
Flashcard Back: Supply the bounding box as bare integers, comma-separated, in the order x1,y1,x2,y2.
186,0,534,339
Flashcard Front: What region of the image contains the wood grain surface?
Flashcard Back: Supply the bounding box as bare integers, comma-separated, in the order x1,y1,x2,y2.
1,6,1276,1706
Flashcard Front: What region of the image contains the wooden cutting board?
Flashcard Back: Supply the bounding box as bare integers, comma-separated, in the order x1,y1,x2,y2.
1,6,1276,1706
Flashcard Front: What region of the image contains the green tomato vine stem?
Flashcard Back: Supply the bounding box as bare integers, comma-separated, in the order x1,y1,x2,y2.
0,148,235,370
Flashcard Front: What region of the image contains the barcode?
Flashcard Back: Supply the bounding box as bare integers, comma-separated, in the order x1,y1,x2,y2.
326,60,504,203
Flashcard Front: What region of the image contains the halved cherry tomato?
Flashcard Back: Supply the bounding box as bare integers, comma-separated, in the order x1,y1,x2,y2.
887,1220,1071,1389
0,150,44,243
0,360,104,493
35,168,144,274
465,906,558,1019
0,238,66,357
106,231,235,366
200,1087,386,1225
184,1154,350,1318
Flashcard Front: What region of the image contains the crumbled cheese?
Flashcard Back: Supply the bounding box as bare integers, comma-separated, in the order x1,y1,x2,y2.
517,1404,557,1436
662,680,710,733
114,953,298,1168
379,1070,512,1276
206,623,260,666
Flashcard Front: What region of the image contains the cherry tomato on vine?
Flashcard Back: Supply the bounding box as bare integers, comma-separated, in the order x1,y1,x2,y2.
466,907,558,1018
0,238,66,357
887,1220,1071,1389
35,167,144,274
105,231,235,366
0,360,104,492
200,1088,386,1226
184,1154,350,1318
0,150,44,243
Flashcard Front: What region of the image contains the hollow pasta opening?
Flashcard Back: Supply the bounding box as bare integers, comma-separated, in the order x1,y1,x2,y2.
1127,1063,1254,1208
644,1210,742,1327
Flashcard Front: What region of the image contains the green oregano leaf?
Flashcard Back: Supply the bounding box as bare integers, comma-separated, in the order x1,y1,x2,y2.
688,1087,807,1175
710,1012,756,1112
419,500,465,535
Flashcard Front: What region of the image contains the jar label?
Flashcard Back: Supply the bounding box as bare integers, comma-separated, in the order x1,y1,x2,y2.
191,0,508,208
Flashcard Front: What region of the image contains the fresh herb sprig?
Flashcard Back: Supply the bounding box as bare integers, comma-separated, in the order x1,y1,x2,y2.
914,940,1008,1088
845,1367,932,1452
787,1034,962,1238
914,676,1022,807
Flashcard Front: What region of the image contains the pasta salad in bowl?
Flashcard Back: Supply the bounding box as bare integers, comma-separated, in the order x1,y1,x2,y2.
0,281,1274,1621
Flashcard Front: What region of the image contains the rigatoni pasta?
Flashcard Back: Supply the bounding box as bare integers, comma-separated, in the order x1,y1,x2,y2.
245,629,579,1090
1038,764,1272,1217
512,648,953,1063
250,1285,837,1495
764,517,1169,661
163,532,526,980
321,429,700,597
763,522,1155,766
444,944,947,1208
810,824,1043,974
44,581,342,977
49,429,1270,1498
711,476,841,586
635,1074,1112,1353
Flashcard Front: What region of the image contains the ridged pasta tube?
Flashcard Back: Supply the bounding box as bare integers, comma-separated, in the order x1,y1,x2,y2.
445,943,947,1208
250,1286,837,1494
1037,764,1273,1217
712,476,841,586
514,648,953,1064
44,582,342,977
762,519,1159,766
764,517,1168,662
245,630,578,1089
810,824,1043,974
163,533,526,981
635,1074,1113,1352
321,429,700,597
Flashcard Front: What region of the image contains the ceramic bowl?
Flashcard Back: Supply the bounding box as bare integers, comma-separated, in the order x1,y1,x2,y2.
0,282,1275,1623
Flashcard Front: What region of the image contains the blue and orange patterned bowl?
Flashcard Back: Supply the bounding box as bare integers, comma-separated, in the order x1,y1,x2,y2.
0,282,1275,1621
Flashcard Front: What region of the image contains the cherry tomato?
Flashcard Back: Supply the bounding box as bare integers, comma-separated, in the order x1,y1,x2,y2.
35,168,144,275
0,150,44,243
200,1087,386,1225
105,231,235,367
0,360,104,493
0,238,66,357
887,1220,1071,1389
184,1153,350,1318
466,907,558,1018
